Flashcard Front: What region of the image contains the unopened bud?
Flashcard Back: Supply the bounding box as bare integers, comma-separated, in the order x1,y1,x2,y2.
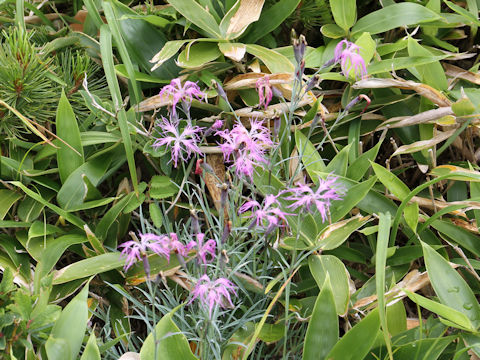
215,81,228,102
305,75,320,93
293,35,307,65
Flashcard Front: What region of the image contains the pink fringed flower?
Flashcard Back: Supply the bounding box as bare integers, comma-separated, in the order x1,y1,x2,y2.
119,233,170,271
216,118,273,178
255,76,273,109
152,117,203,167
284,177,344,221
190,275,237,316
334,40,367,79
159,78,206,116
186,233,216,265
239,194,290,231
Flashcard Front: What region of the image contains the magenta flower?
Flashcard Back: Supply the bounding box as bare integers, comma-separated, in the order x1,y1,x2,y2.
239,194,290,231
334,40,367,79
255,76,273,109
152,117,203,167
186,233,216,265
119,233,170,271
216,118,273,178
190,275,237,316
284,177,344,222
159,78,206,116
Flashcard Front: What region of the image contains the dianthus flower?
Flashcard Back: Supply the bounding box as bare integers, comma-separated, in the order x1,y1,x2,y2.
190,275,237,316
334,40,367,79
152,117,203,167
119,233,188,272
255,76,273,109
119,233,170,271
239,194,290,232
216,118,273,178
159,78,206,116
186,233,216,265
284,177,344,222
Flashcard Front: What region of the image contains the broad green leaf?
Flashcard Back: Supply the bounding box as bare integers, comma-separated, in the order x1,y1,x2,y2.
316,214,371,251
444,0,480,26
33,234,87,292
330,176,376,223
115,64,170,83
430,219,480,257
326,143,351,177
355,32,375,66
95,193,136,240
320,24,347,39
331,0,356,31
404,202,419,232
80,332,101,360
371,162,410,200
56,152,113,211
404,289,475,331
219,0,265,39
430,165,480,182
109,0,179,77
422,241,480,329
367,55,448,75
149,203,163,228
151,40,190,71
11,182,85,229
351,3,440,35
326,309,380,360
346,138,383,181
245,44,294,73
309,255,350,315
0,189,22,220
56,91,84,184
303,276,338,360
242,0,301,43
52,253,126,284
295,130,326,177
140,305,197,360
168,0,222,38
407,37,447,91
393,336,455,359
45,283,89,360
177,42,221,68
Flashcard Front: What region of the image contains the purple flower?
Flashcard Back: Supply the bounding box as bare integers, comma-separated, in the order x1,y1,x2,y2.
119,233,170,271
119,233,190,271
283,177,344,221
159,78,206,116
334,40,367,79
152,117,203,167
216,118,273,178
239,194,290,231
255,76,273,109
186,233,216,265
190,275,237,316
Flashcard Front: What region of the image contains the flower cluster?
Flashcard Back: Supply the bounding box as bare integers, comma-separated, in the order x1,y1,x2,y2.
190,275,237,316
216,118,273,178
284,176,345,222
186,233,216,265
159,78,206,116
239,194,290,232
334,40,367,79
119,233,187,271
152,117,203,168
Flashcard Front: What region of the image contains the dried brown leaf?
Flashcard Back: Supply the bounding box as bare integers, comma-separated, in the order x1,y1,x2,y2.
353,78,451,107
378,107,455,129
226,0,265,37
224,72,293,90
204,154,226,213
390,129,456,157
218,43,246,62
444,63,480,85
